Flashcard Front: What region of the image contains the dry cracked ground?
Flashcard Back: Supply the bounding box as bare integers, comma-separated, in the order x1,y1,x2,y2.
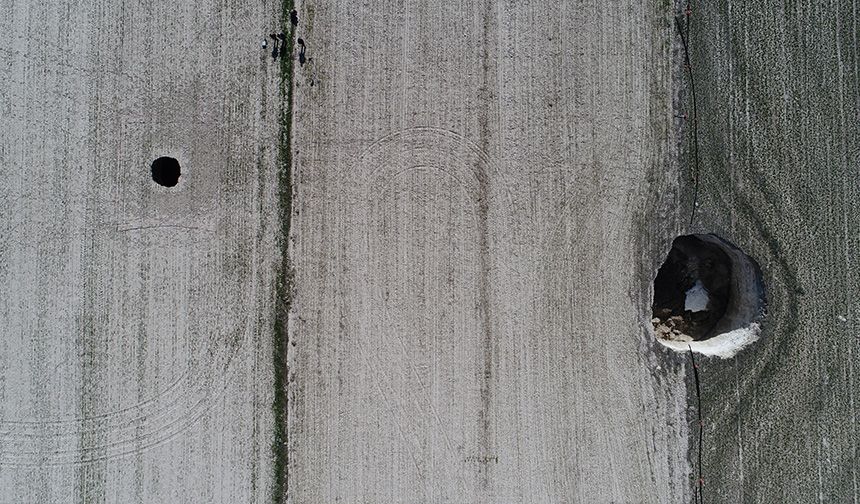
0,0,857,503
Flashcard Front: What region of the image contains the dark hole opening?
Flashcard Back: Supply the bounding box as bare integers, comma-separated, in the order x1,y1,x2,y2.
652,235,732,341
151,157,181,187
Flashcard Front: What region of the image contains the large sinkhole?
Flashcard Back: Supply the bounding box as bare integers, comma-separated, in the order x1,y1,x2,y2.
151,157,181,187
652,234,766,358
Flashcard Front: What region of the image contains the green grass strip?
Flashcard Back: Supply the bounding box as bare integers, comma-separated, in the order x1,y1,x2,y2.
272,0,295,502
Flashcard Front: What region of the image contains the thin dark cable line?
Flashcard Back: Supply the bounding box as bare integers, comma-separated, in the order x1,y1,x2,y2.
689,345,704,504
675,14,701,227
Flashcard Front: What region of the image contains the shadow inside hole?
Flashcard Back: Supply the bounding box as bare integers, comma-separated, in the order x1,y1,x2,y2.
151,157,181,187
652,235,732,341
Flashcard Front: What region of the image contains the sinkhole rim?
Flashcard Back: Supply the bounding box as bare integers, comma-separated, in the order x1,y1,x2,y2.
651,233,766,359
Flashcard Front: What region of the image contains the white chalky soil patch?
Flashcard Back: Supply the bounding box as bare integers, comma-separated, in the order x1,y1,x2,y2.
684,280,710,313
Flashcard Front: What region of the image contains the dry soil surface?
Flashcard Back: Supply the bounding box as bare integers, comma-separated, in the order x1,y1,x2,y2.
0,0,283,502
688,2,860,502
14,0,852,503
287,1,691,502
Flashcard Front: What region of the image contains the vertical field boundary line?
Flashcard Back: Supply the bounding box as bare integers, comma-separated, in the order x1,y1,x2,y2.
272,1,296,503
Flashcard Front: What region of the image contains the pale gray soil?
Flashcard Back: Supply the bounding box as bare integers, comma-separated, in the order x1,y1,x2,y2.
0,0,282,502
287,1,690,502
4,0,856,502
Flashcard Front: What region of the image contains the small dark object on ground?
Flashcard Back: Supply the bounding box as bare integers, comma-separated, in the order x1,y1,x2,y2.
290,10,298,26
267,33,280,60
297,38,306,66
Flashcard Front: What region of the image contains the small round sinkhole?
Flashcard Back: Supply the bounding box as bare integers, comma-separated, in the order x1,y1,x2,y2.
151,157,181,187
651,234,766,358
